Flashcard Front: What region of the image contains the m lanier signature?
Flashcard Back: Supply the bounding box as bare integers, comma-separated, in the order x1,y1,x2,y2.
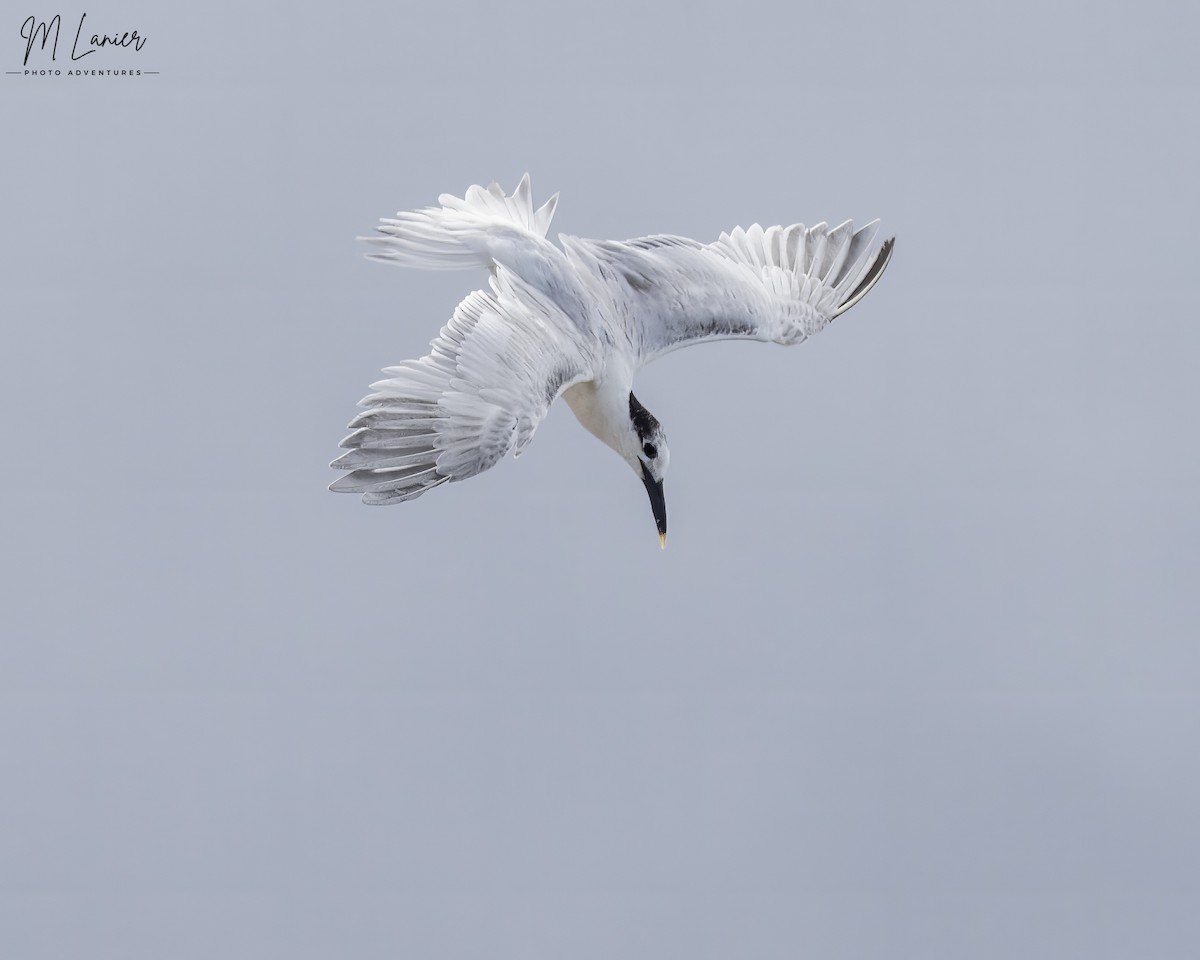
21,12,146,65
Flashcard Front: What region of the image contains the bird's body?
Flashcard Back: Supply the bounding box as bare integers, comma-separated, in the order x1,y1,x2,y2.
331,175,894,543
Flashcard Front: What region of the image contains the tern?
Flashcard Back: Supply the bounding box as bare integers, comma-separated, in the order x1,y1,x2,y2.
330,175,894,547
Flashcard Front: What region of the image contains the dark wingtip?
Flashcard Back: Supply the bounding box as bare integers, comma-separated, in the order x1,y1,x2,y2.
833,236,895,318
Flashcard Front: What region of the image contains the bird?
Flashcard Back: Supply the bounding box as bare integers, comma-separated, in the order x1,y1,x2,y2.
330,174,894,547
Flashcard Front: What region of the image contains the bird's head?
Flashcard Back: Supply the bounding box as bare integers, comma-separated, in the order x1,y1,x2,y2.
625,393,670,548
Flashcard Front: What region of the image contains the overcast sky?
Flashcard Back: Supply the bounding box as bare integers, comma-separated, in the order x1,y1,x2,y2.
2,1,1198,958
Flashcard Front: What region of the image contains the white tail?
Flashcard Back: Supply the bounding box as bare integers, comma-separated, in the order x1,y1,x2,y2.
361,173,559,271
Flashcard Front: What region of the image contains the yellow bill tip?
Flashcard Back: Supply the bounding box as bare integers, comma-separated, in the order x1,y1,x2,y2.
659,532,667,550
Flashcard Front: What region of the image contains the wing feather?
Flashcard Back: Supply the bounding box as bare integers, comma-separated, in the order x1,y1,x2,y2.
566,220,894,365
330,268,597,504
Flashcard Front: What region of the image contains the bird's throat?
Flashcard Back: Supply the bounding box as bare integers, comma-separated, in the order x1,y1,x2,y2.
562,378,634,456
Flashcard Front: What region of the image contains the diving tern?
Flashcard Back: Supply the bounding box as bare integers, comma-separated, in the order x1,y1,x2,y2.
330,175,894,547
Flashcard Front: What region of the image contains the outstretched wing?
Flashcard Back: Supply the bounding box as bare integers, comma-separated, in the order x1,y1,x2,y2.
330,270,597,504
563,221,893,367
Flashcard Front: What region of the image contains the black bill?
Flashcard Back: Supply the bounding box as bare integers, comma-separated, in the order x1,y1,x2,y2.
640,462,667,548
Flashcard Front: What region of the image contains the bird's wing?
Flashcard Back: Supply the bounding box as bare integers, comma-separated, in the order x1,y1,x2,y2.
563,222,894,367
330,269,598,505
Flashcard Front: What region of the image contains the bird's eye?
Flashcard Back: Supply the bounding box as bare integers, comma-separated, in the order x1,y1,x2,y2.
642,443,657,459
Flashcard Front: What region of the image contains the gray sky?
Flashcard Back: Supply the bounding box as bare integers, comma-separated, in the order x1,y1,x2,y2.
2,1,1198,957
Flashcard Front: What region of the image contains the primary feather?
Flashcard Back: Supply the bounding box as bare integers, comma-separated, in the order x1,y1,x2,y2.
331,268,597,503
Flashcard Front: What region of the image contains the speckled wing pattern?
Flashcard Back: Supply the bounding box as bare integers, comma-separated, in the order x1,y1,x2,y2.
565,221,894,366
